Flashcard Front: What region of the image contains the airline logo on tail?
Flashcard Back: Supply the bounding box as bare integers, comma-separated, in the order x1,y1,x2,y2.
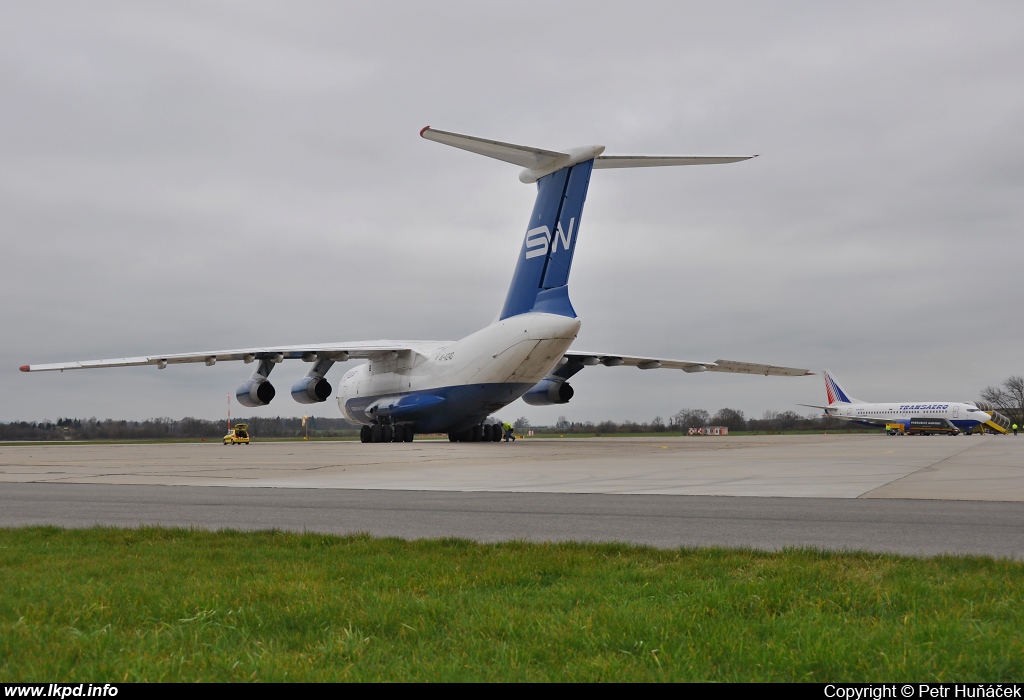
824,371,853,404
524,219,576,260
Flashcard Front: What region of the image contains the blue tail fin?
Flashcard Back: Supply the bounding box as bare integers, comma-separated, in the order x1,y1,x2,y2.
499,159,593,320
417,127,756,322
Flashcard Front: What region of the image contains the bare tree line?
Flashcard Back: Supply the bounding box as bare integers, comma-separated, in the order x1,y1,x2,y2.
4,375,1019,441
980,376,1024,429
0,416,360,441
531,407,862,435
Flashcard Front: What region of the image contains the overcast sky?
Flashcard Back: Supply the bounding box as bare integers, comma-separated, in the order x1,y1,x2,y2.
2,1,1022,425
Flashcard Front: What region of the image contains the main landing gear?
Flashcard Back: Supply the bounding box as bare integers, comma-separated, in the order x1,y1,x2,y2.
447,423,503,443
360,423,414,443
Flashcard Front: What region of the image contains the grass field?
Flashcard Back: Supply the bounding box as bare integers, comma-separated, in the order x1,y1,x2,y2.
2,528,1021,682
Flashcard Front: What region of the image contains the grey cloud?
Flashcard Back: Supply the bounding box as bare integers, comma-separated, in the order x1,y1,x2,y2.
2,1,1022,424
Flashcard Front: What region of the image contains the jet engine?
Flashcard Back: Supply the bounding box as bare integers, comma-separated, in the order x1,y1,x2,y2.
236,377,276,407
291,376,332,404
236,357,278,407
522,378,574,406
290,357,337,404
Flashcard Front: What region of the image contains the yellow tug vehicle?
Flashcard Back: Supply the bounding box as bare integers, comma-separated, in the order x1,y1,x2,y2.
223,423,250,445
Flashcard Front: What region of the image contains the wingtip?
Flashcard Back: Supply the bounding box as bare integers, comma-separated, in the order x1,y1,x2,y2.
805,371,816,376
419,125,431,137
19,365,30,372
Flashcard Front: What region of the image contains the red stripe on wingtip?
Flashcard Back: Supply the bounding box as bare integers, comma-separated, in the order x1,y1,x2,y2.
19,365,30,372
419,125,430,137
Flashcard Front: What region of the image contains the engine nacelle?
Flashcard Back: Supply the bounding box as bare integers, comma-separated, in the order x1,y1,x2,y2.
291,376,333,404
522,379,574,406
236,378,276,407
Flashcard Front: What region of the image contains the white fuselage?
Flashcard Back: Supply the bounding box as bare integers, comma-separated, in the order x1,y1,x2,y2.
335,312,581,432
825,401,989,429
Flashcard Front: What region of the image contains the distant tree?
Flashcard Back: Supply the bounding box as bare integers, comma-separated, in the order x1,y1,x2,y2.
651,416,666,432
776,410,802,430
712,408,746,431
513,416,531,430
555,415,571,429
980,376,1024,428
672,408,709,430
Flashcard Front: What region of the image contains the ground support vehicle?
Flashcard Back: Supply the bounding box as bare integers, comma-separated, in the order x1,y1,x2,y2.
907,418,960,436
223,423,250,445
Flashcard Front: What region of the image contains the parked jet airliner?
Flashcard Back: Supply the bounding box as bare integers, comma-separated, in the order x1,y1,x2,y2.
803,370,1004,435
21,127,812,443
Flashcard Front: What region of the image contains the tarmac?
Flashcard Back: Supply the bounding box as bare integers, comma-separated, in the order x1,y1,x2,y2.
1,433,1021,500
3,434,1022,557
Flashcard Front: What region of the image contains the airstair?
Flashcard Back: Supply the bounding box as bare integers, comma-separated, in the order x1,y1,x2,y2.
966,400,1012,434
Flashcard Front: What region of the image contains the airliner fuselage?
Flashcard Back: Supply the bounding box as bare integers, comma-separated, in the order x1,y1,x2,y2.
824,401,990,431
811,370,998,434
336,312,580,433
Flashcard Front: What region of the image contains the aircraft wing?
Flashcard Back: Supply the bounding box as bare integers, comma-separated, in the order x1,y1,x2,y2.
562,352,812,376
20,340,450,372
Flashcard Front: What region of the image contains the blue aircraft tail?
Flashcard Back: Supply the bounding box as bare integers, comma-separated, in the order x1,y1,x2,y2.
418,126,755,322
499,160,593,320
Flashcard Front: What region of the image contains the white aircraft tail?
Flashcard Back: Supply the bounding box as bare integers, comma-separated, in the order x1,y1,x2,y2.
823,369,864,405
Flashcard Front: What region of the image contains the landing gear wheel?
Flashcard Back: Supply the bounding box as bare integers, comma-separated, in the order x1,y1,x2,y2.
403,426,414,442
370,424,383,443
482,424,493,442
382,425,394,443
449,433,459,442
492,427,502,442
471,425,482,442
360,425,371,443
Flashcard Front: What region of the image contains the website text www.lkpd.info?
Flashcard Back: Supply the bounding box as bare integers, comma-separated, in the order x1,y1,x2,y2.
5,686,117,698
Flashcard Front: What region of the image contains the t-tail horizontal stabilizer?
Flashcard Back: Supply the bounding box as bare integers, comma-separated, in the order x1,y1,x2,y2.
420,127,755,183
420,127,756,322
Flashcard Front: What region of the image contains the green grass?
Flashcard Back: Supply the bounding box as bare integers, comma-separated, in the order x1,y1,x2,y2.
2,528,1022,681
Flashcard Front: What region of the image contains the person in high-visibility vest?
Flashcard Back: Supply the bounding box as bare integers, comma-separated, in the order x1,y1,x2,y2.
502,422,515,442
1014,423,1019,436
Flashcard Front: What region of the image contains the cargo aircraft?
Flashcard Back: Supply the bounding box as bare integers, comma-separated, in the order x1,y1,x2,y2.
802,370,1008,435
22,127,812,443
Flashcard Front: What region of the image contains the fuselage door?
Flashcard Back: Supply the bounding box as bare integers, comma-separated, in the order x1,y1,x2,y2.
953,405,959,419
